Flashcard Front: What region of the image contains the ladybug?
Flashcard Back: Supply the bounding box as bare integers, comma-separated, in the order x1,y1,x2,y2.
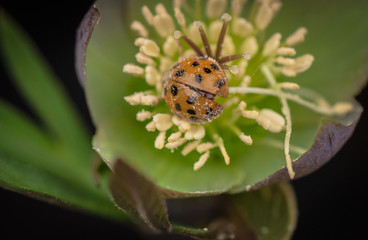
163,16,247,124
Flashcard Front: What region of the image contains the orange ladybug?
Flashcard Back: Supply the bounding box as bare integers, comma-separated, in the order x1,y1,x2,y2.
163,16,248,124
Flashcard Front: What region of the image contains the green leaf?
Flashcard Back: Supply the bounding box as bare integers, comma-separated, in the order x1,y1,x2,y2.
0,10,90,163
109,159,171,232
0,10,125,221
82,0,368,195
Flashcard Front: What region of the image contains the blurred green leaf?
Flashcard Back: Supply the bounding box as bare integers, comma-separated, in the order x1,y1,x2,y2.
0,10,125,220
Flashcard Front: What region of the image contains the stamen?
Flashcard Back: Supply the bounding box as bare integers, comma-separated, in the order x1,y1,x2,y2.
155,131,166,149
281,54,314,77
174,7,186,27
215,13,232,60
134,37,146,47
153,7,175,37
279,82,300,90
165,138,187,149
153,113,173,131
194,21,213,57
255,1,274,30
168,131,182,142
125,92,159,106
241,36,259,58
131,21,149,38
275,57,295,66
182,140,200,156
136,110,152,121
206,0,228,19
240,133,253,145
256,109,285,133
232,18,254,37
123,64,145,76
140,39,160,58
185,125,205,140
197,142,216,153
155,3,168,15
262,33,282,56
159,57,173,73
174,31,204,56
214,135,230,165
135,52,155,65
142,6,154,25
285,27,307,46
209,21,222,42
231,0,247,17
276,47,296,56
280,97,295,179
332,102,354,115
145,121,156,132
145,65,160,86
194,151,210,171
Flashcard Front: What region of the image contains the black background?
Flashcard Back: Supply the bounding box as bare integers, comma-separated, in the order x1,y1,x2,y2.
1,1,367,239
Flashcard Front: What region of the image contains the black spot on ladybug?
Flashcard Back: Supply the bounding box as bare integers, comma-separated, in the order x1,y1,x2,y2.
187,96,196,104
195,74,203,83
191,61,200,67
189,116,198,122
206,108,213,117
187,109,196,115
204,67,212,74
171,85,178,96
176,69,185,77
175,103,182,111
215,79,225,88
210,64,219,71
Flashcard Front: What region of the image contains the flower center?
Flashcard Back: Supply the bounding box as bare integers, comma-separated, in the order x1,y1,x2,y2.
123,0,353,178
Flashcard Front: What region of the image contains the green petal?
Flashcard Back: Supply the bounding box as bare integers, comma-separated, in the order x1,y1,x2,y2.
83,0,368,195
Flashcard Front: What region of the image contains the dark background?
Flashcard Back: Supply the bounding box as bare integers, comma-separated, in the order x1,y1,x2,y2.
1,1,367,239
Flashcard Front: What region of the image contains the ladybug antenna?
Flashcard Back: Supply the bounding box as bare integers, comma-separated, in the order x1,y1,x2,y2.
174,30,204,57
215,13,232,60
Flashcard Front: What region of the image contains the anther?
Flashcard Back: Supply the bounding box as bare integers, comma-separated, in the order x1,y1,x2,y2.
131,21,148,38
136,110,152,121
194,151,210,171
123,64,145,76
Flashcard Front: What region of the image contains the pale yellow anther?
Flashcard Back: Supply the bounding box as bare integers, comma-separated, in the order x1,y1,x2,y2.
174,0,186,8
181,140,200,156
123,64,145,76
124,92,159,106
131,21,148,38
187,24,202,44
282,54,314,77
332,102,354,115
142,6,154,25
276,47,296,56
242,110,259,119
165,138,187,149
163,36,178,57
159,57,173,73
206,0,227,19
279,82,300,90
194,151,210,171
222,36,235,57
196,142,216,153
140,39,160,58
232,18,254,37
185,125,205,140
135,52,155,65
172,115,191,132
145,121,156,132
256,109,285,133
276,57,296,66
153,113,173,131
241,37,258,58
136,110,152,121
216,136,230,165
155,131,166,149
174,7,186,27
155,3,168,15
209,20,222,42
238,100,247,111
145,65,160,86
255,2,273,30
285,27,307,46
153,13,175,37
134,37,146,47
270,1,282,13
262,33,282,56
232,0,247,17
240,133,253,145
168,131,182,143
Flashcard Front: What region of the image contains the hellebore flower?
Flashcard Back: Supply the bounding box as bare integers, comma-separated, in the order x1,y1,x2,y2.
78,0,366,194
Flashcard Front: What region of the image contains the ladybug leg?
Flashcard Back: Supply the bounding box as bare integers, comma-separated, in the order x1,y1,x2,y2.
215,13,232,60
218,52,251,64
194,21,213,58
174,31,204,57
